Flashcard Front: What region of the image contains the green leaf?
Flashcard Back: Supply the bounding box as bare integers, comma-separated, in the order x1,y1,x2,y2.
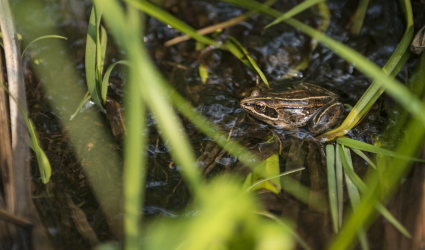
225,36,268,86
326,144,338,233
125,0,219,47
249,154,281,194
21,35,67,58
85,6,105,113
28,120,51,183
335,144,344,228
265,0,325,29
101,60,130,103
100,25,108,77
199,64,208,83
337,137,425,162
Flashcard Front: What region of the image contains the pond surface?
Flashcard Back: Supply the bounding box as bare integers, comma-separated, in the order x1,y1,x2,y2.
11,0,423,249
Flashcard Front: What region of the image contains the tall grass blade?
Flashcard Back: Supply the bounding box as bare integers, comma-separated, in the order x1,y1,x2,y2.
123,6,146,249
341,146,369,250
21,35,67,58
326,144,338,233
335,143,343,228
85,6,105,113
337,137,425,162
265,0,325,29
101,60,129,103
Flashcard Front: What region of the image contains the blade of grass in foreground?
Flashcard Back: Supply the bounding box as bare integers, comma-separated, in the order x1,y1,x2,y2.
351,148,377,169
123,6,146,249
341,146,369,250
326,145,338,233
221,0,423,138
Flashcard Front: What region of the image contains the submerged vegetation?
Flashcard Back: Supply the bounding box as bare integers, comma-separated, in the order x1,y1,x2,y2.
0,0,424,249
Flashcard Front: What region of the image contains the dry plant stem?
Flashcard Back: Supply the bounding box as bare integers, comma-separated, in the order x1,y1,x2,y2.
0,1,51,249
0,51,14,212
0,0,29,217
165,14,250,46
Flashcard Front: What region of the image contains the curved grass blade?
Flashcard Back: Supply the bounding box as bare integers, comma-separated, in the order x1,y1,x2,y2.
101,60,129,103
21,35,67,58
125,0,219,47
225,36,268,86
221,0,421,138
326,144,338,233
86,6,105,113
351,148,376,169
341,147,369,250
337,137,425,162
265,0,325,29
338,144,411,238
70,91,91,120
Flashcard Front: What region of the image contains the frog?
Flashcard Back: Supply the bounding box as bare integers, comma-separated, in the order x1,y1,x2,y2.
240,83,344,134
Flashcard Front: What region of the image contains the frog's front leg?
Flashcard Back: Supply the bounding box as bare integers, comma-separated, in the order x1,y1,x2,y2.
308,102,344,134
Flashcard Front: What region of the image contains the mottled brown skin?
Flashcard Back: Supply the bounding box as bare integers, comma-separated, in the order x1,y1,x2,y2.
240,83,344,134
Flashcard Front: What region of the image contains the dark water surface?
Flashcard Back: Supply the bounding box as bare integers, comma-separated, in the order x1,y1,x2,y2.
10,0,424,249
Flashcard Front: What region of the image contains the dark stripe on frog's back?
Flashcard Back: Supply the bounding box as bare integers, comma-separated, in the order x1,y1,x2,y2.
261,96,334,109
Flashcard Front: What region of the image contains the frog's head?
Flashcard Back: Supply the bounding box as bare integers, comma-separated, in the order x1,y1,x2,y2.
240,90,279,125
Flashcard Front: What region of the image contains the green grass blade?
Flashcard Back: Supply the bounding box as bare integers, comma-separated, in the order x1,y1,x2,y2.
101,60,129,103
222,0,422,136
337,137,425,162
21,35,67,58
281,176,327,212
86,6,105,113
3,85,52,183
125,0,219,47
248,153,281,193
265,0,325,29
351,148,377,169
326,144,338,233
224,36,268,86
123,6,146,249
335,144,343,228
70,91,91,120
95,5,104,97
100,25,107,77
341,146,369,250
350,0,369,35
339,144,411,238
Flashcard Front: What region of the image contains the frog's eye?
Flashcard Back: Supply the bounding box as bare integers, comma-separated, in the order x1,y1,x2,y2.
255,102,266,111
